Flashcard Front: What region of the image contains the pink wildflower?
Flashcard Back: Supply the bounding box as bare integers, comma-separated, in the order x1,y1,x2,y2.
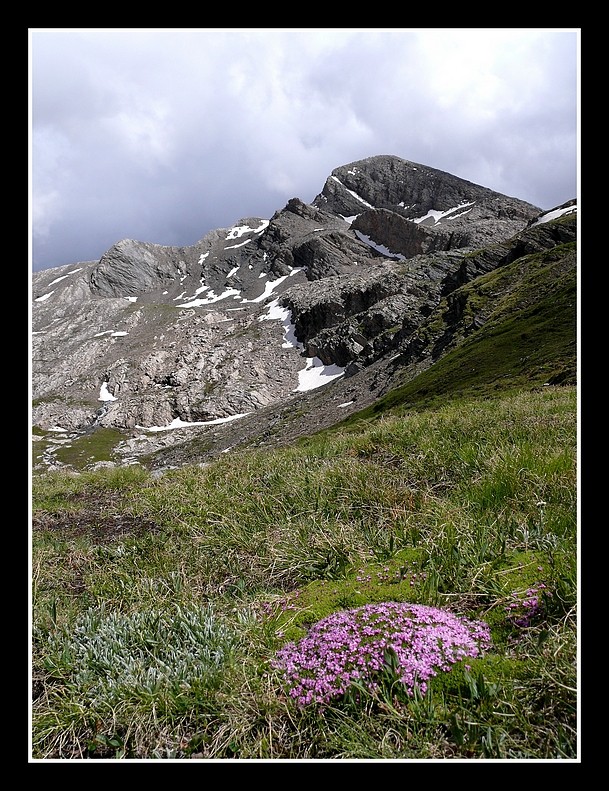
271,602,491,707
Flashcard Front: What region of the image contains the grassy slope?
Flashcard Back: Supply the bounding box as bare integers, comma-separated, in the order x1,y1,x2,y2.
333,241,576,428
30,229,578,760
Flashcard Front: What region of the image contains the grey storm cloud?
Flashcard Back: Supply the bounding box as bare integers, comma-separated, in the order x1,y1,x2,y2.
30,28,579,272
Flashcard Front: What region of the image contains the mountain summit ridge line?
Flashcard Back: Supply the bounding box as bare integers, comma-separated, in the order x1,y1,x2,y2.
31,154,577,473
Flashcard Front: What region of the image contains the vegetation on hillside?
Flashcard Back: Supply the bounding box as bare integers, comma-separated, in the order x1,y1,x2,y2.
30,223,578,761
31,384,577,760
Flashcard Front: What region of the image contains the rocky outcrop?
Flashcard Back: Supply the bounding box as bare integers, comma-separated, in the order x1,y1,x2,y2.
313,155,541,257
352,208,454,258
89,239,191,297
440,208,578,295
313,155,539,222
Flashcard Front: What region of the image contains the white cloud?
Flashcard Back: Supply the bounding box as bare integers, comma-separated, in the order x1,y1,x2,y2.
31,28,579,271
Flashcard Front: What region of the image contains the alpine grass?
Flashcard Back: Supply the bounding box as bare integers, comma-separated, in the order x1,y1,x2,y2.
31,386,578,760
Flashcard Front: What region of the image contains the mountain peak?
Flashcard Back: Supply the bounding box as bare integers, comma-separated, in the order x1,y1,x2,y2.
32,155,576,473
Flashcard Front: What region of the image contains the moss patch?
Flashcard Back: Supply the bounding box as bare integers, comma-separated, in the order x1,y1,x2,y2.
52,428,126,470
264,549,428,643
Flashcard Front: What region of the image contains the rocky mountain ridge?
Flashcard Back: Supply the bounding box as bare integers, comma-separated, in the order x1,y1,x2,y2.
31,154,577,472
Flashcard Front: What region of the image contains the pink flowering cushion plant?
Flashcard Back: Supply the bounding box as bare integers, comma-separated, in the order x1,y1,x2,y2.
271,602,492,707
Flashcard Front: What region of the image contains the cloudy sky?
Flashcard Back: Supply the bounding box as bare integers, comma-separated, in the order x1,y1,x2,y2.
29,28,580,273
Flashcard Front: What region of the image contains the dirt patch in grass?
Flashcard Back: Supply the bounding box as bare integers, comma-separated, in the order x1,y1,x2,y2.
32,490,161,543
32,510,161,542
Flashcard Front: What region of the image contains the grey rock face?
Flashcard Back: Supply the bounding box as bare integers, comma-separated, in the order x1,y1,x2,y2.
314,154,539,220
89,239,188,297
313,155,540,255
31,154,574,472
